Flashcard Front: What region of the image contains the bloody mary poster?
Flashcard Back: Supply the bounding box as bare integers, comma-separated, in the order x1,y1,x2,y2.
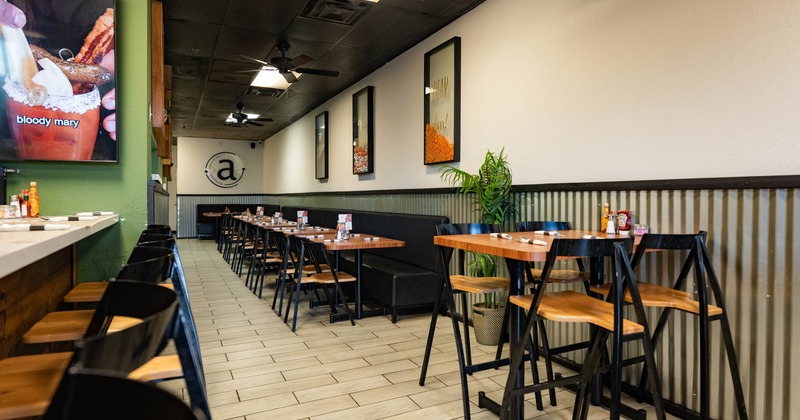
0,0,117,162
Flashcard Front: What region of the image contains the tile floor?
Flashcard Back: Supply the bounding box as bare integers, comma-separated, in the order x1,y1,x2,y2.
166,239,670,420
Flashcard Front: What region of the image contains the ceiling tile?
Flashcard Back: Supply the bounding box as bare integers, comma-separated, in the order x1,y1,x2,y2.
164,19,219,57
214,27,277,62
163,0,230,25
166,54,210,80
224,0,307,34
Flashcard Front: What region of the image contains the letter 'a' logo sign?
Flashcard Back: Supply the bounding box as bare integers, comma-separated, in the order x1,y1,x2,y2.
205,152,245,188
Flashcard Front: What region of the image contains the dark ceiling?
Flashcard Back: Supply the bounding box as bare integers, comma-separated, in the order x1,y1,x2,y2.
163,0,484,141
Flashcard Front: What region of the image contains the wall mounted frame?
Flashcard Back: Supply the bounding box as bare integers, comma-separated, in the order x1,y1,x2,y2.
352,86,374,174
315,111,328,179
424,36,460,165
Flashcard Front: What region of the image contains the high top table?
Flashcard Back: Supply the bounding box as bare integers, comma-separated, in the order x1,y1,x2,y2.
434,230,641,420
0,215,119,357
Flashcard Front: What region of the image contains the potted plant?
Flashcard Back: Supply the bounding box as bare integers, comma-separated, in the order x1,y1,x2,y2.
440,148,514,345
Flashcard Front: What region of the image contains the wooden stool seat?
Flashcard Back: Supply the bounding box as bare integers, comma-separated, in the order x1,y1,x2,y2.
308,272,356,283
511,290,644,335
63,282,175,303
301,264,330,275
63,282,109,303
528,267,589,283
129,355,182,382
590,281,723,316
0,352,71,419
22,311,141,344
449,275,509,294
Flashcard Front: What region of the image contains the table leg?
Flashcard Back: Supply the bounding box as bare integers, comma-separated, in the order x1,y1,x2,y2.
355,250,363,319
479,259,526,419
508,259,525,419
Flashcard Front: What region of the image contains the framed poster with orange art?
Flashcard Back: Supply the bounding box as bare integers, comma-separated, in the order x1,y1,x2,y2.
424,36,460,165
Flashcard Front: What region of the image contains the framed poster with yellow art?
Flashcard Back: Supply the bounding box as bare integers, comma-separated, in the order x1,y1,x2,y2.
424,36,460,165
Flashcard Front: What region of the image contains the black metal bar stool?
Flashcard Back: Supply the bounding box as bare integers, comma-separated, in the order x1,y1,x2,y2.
500,238,665,420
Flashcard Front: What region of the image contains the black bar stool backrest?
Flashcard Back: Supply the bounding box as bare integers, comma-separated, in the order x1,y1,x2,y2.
117,248,174,285
436,223,501,275
44,372,204,420
516,221,573,232
145,224,172,235
46,281,178,418
80,281,177,365
630,231,707,268
137,238,175,249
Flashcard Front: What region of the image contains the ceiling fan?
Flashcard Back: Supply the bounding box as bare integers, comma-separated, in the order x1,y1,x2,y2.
229,102,273,127
237,41,340,83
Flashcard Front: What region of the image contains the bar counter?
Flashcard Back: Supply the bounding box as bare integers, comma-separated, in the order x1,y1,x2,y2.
0,215,119,357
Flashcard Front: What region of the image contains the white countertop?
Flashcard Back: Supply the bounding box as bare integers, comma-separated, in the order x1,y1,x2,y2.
0,215,119,278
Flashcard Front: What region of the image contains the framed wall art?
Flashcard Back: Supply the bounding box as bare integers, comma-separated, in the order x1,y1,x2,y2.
315,111,328,179
424,36,460,165
352,86,374,174
0,0,118,162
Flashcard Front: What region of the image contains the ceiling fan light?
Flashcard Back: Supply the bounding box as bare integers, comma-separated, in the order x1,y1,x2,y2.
226,112,260,123
251,67,300,90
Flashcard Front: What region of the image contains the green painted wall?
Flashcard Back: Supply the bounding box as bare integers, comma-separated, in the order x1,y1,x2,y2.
3,0,152,281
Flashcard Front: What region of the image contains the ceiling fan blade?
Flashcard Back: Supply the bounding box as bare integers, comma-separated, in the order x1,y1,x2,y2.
288,54,313,68
252,117,274,122
234,53,272,67
246,121,264,127
294,67,339,77
281,71,298,83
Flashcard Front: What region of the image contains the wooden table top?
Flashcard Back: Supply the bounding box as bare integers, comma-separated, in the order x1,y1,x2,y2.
434,230,641,262
202,211,242,217
271,227,336,237
308,233,405,250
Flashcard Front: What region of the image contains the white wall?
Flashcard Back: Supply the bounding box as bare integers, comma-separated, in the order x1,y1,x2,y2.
263,0,800,193
176,137,264,194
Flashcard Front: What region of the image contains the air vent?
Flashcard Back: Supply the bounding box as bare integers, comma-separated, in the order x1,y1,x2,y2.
246,87,284,97
301,0,367,25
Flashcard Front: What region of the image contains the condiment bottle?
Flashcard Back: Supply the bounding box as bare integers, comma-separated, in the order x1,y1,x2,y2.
20,189,29,218
29,181,39,217
601,202,610,232
9,195,20,218
617,210,632,236
606,213,616,234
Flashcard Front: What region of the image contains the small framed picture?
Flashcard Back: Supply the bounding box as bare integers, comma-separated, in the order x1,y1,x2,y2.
315,111,328,180
352,86,374,174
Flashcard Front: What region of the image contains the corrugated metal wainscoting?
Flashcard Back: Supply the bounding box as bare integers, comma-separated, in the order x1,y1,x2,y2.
263,187,797,419
176,195,267,238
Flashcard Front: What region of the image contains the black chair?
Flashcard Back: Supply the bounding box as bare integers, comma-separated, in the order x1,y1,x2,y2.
0,281,178,418
248,225,282,297
420,223,548,419
27,248,175,342
126,236,210,420
591,232,748,419
284,237,356,332
500,238,665,420
516,221,588,287
63,245,175,304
